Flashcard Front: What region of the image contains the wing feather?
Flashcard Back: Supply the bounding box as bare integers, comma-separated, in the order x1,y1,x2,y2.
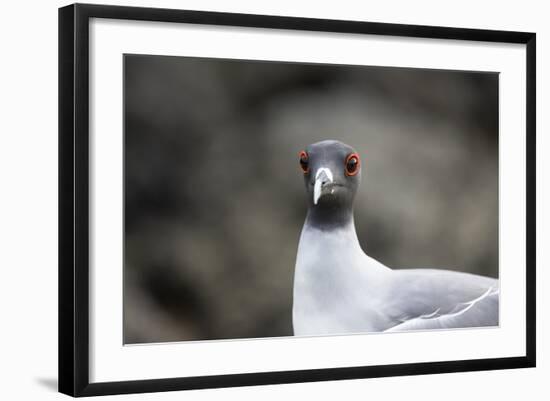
386,286,499,332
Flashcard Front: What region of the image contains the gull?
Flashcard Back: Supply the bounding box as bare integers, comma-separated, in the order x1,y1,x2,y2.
292,140,499,336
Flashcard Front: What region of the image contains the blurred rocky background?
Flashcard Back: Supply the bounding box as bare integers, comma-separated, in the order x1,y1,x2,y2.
124,54,498,344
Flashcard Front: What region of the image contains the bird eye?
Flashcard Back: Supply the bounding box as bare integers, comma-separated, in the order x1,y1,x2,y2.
299,151,309,174
345,153,360,176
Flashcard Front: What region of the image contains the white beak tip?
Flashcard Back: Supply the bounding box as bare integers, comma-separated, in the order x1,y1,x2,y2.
313,167,333,205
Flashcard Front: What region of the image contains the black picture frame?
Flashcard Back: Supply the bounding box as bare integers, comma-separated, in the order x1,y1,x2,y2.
58,3,536,397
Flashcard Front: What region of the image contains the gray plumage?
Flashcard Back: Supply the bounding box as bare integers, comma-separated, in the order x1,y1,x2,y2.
292,140,499,336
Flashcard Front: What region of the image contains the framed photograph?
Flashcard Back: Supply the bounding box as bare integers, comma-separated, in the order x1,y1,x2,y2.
58,3,536,397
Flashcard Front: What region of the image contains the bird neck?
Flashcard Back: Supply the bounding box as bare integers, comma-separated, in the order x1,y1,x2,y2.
305,204,355,232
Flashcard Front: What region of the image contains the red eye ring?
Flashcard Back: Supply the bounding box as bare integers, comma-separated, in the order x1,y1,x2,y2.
345,153,360,176
299,151,310,174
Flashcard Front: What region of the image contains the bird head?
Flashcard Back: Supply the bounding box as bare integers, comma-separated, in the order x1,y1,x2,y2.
299,140,361,210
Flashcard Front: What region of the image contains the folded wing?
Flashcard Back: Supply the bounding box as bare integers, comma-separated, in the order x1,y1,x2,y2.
384,269,499,332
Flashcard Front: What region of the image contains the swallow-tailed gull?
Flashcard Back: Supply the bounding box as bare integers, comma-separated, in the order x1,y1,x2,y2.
293,140,499,336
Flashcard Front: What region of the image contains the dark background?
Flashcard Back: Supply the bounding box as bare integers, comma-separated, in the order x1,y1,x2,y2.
124,54,498,344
